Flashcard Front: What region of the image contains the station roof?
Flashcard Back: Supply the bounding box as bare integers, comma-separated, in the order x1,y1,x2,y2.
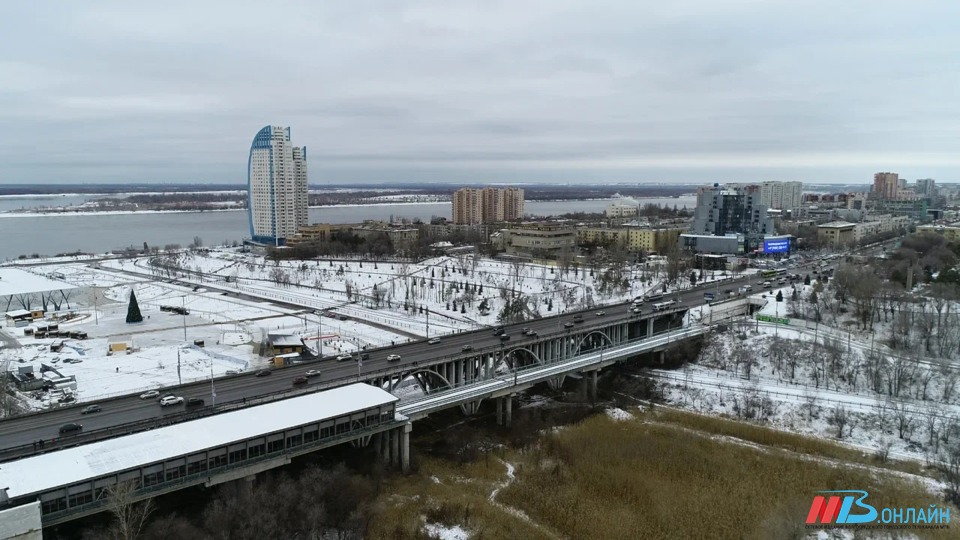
0,383,398,499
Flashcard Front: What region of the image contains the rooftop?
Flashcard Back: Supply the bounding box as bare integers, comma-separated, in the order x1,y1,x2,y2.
0,383,398,499
0,269,76,297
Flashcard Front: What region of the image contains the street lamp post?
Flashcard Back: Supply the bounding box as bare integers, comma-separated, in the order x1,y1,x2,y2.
181,295,187,341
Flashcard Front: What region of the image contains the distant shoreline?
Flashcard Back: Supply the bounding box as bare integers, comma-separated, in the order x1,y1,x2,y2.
0,195,693,218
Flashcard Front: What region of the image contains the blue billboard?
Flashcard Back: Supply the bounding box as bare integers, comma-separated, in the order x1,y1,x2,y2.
763,238,790,253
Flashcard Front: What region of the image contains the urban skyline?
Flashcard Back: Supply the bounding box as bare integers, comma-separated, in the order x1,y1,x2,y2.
2,1,959,185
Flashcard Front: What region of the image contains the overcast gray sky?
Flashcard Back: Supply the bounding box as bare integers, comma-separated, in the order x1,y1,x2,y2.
1,1,958,185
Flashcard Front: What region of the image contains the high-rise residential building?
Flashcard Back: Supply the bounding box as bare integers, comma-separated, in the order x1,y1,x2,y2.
247,126,308,245
872,172,899,200
758,181,803,211
452,187,524,224
691,183,775,251
916,178,938,198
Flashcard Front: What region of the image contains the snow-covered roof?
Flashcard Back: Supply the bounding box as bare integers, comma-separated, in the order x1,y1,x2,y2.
0,269,76,297
268,334,303,347
0,383,398,499
4,309,31,318
818,221,856,228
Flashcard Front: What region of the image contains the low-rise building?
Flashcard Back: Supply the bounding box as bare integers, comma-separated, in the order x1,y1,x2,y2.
504,223,577,259
817,221,857,247
917,224,960,243
679,234,744,255
605,202,638,218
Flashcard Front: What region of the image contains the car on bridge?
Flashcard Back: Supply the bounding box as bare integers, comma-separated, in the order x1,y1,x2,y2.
573,314,584,323
305,369,321,378
256,369,273,377
595,311,605,317
428,338,441,345
59,423,83,435
564,322,574,328
160,396,184,407
499,334,511,342
139,390,160,400
292,376,308,386
493,326,505,336
524,329,537,337
186,397,205,407
386,354,401,362
461,345,474,352
336,354,353,362
80,405,101,415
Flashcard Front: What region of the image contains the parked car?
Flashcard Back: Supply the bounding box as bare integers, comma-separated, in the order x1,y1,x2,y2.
139,390,160,400
292,376,308,386
225,369,240,375
58,394,76,404
160,396,184,407
256,369,273,377
186,397,205,407
428,338,441,345
336,354,353,362
80,405,101,415
59,423,83,435
305,369,321,378
461,345,474,352
386,354,401,362
762,281,772,288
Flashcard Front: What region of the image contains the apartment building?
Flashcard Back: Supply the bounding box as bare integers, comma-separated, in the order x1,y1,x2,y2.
247,126,308,245
452,187,524,224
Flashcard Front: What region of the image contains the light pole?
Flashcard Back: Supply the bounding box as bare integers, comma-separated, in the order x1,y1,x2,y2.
181,295,187,341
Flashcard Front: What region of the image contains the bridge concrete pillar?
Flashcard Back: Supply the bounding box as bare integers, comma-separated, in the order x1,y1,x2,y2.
400,423,412,474
380,431,390,464
647,317,654,337
496,396,503,425
391,427,401,467
589,369,598,403
505,395,513,428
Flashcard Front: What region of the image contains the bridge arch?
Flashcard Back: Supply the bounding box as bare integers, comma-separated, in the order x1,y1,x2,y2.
501,346,546,369
574,330,614,355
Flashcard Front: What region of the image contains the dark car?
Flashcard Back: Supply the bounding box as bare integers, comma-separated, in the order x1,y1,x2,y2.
499,334,511,342
564,322,575,328
292,376,308,386
186,397,205,407
360,353,370,361
59,423,83,435
256,369,272,377
461,345,474,352
493,326,505,336
80,405,101,415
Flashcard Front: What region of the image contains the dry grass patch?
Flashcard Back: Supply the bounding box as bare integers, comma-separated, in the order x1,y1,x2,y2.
498,412,952,540
655,406,927,476
366,455,554,540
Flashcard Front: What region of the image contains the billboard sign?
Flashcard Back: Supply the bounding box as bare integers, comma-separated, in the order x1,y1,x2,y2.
763,238,790,253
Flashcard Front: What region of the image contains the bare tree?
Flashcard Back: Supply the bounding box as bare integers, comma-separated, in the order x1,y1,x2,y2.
827,405,851,439
104,480,155,540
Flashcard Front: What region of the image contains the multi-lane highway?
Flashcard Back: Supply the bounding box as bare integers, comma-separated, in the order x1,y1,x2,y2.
0,264,797,454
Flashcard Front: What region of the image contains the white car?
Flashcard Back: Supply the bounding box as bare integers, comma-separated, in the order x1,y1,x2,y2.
336,354,353,362
139,390,160,400
160,396,184,407
386,354,401,362
305,369,321,378
428,338,441,345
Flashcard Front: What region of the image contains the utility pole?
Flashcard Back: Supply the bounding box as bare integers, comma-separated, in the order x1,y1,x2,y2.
425,306,430,339
181,295,187,341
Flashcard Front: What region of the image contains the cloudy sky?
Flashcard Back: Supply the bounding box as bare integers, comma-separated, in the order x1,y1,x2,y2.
1,1,958,185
